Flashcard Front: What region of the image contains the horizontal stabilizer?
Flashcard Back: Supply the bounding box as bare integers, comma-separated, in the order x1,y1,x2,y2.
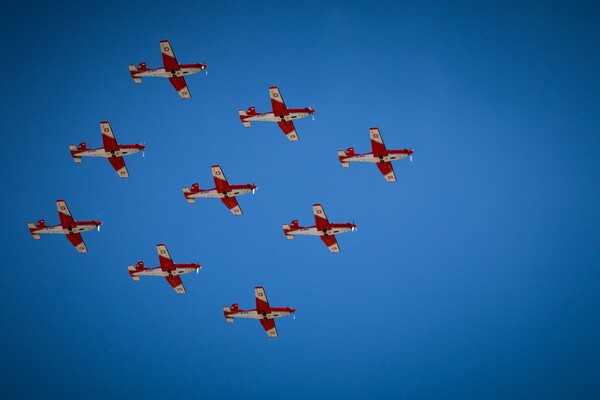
28,223,40,240
238,110,251,128
223,306,234,323
128,265,140,281
337,150,349,168
282,224,294,240
69,144,82,163
182,187,196,204
128,65,142,84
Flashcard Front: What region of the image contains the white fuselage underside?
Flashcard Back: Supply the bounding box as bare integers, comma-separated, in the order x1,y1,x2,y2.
228,310,292,320
74,148,141,158
189,188,252,199
288,227,353,236
33,224,97,235
133,67,202,78
243,111,310,123
133,267,196,277
345,153,408,163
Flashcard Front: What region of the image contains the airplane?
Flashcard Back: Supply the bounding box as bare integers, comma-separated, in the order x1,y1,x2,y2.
282,204,356,253
69,121,146,178
238,86,315,142
129,40,207,99
338,127,414,182
27,200,102,253
128,244,201,294
182,165,257,216
223,286,296,338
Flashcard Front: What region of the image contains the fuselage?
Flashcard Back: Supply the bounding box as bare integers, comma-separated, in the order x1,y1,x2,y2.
187,184,256,199
31,221,101,235
287,223,355,237
343,149,413,163
226,307,296,320
132,63,206,79
72,144,145,159
242,108,314,123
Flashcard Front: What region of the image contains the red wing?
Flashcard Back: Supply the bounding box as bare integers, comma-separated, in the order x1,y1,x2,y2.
157,244,175,270
259,318,278,337
57,200,76,229
255,287,272,313
108,156,129,178
376,161,396,183
277,120,299,142
220,197,242,216
313,204,331,231
168,76,191,99
165,275,186,294
211,165,232,193
320,235,341,253
370,127,388,157
269,86,289,116
66,233,88,253
160,40,180,72
100,121,119,152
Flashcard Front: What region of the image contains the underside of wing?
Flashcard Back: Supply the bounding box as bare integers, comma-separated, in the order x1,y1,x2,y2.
320,235,340,253
160,40,180,73
259,318,278,338
100,121,119,152
313,204,331,231
165,275,186,294
277,120,299,142
211,165,232,193
108,156,129,178
66,233,88,253
168,76,191,99
157,244,176,270
56,200,76,229
255,286,271,314
370,128,388,157
220,197,242,216
269,86,289,117
376,161,396,183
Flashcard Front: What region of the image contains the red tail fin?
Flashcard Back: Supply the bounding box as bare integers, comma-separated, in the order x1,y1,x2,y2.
346,147,355,156
247,106,256,115
138,62,147,71
291,219,299,229
36,219,46,228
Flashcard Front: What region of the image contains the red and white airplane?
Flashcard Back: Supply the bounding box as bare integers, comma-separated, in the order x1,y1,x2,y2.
238,86,315,142
69,121,145,178
129,40,207,99
27,200,102,253
282,204,356,253
128,244,201,294
338,127,414,182
223,286,296,338
182,165,257,216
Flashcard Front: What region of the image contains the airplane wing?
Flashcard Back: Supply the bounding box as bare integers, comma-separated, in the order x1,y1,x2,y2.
66,232,88,253
220,197,242,216
165,275,186,294
168,76,191,99
370,128,388,157
277,120,299,142
211,165,232,193
269,86,289,117
57,200,76,229
160,41,191,98
108,156,129,178
259,318,278,338
376,161,396,183
100,121,119,152
320,235,341,253
157,244,175,270
313,204,331,231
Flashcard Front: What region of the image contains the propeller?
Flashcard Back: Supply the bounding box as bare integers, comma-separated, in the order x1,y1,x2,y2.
252,178,257,194
311,104,315,121
410,151,413,162
204,57,208,76
351,219,357,232
140,141,146,157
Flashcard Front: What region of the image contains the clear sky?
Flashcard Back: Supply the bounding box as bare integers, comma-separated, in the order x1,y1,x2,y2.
2,1,599,399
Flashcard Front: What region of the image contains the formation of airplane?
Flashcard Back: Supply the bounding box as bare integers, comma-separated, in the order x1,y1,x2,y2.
69,121,145,178
338,127,414,182
29,39,418,338
283,204,356,253
128,244,201,294
238,86,315,142
28,200,102,253
223,286,295,337
129,40,207,99
182,165,257,216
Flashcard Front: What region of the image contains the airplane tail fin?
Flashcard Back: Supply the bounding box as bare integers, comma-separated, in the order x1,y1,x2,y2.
337,150,350,168
223,306,234,323
69,144,82,163
28,222,40,240
282,224,294,240
129,261,144,281
238,110,251,128
182,183,200,204
128,64,142,84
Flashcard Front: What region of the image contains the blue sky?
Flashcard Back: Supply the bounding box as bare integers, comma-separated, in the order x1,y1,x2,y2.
2,1,600,398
